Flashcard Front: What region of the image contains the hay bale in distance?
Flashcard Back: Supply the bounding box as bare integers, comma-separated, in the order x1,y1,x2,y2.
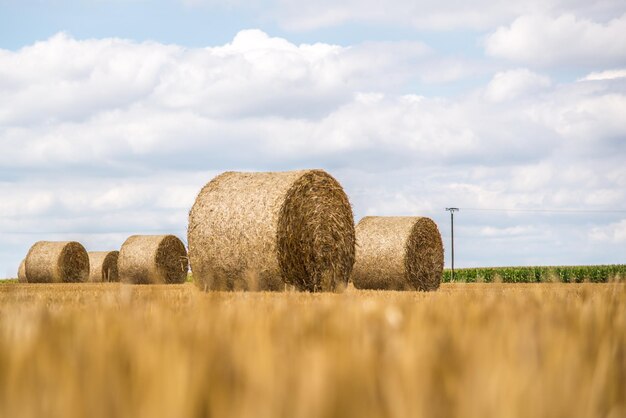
118,235,188,284
88,251,119,282
351,216,444,291
24,241,89,283
188,170,355,292
17,259,27,283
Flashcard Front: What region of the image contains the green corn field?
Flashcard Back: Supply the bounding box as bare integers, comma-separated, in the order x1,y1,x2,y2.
443,265,626,283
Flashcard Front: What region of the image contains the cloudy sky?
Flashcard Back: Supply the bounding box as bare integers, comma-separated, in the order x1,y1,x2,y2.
1,0,625,277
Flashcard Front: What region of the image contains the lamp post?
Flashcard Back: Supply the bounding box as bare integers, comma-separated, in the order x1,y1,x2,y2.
445,208,459,281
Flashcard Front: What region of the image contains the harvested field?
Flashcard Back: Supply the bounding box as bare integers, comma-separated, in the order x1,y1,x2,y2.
0,282,624,418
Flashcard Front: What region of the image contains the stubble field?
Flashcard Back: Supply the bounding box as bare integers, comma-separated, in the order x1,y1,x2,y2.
0,282,624,418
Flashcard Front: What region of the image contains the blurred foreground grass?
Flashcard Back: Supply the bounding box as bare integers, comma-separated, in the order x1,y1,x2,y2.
0,283,624,418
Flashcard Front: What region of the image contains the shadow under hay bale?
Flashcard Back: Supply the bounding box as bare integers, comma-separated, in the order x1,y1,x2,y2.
17,259,27,283
24,241,89,283
352,216,444,291
118,235,188,284
188,170,355,292
88,251,119,282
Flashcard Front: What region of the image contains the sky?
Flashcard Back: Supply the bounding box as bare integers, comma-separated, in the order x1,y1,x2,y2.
1,0,626,277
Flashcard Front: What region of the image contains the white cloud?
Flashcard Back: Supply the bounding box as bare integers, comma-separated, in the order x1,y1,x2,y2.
271,0,517,31
0,192,55,217
479,225,536,237
485,69,551,102
590,219,626,243
181,0,626,31
1,30,625,277
580,69,626,81
485,14,626,67
527,84,626,143
0,30,436,128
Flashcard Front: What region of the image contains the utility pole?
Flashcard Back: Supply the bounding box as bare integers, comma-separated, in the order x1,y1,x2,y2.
445,208,459,281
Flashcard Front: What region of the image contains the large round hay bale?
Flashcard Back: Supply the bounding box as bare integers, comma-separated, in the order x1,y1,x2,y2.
17,259,27,283
118,235,188,284
88,251,119,282
24,241,89,283
188,170,355,292
351,216,444,291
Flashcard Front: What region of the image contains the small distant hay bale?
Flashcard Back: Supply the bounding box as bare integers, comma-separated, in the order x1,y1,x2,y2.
118,235,188,284
88,251,119,282
351,216,444,291
188,170,355,292
18,259,27,283
24,241,89,283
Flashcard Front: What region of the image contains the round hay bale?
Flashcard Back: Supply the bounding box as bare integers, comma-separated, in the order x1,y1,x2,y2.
24,241,89,283
17,259,27,283
188,170,355,292
351,216,444,291
88,251,119,282
118,235,188,284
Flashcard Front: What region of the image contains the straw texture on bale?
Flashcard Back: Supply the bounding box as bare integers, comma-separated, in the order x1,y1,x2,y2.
118,235,188,284
352,216,444,291
88,251,119,282
17,259,27,283
188,170,355,292
24,241,89,283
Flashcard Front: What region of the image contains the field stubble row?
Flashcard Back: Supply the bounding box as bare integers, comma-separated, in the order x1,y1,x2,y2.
0,283,624,418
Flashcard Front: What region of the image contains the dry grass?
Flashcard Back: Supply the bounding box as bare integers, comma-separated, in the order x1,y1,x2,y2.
352,216,444,291
88,251,119,282
24,241,89,283
17,259,26,283
118,235,188,284
188,170,355,292
0,283,624,418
